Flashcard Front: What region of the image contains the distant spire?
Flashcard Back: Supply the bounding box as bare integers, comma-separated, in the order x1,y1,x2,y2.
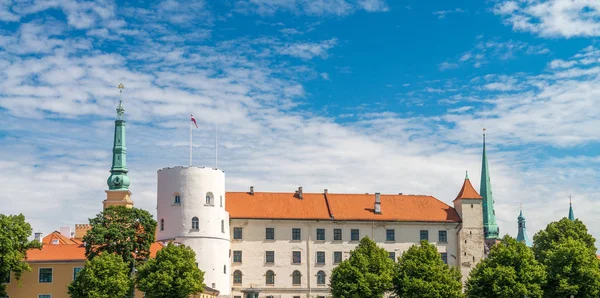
568,195,575,221
107,83,130,191
481,128,499,240
516,205,532,247
465,170,469,180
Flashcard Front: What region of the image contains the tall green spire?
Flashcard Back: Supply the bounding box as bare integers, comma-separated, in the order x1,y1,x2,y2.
107,83,130,191
481,129,499,240
568,196,575,221
516,206,532,247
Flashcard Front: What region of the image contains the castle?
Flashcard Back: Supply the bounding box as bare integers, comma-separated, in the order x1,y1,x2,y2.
5,87,543,298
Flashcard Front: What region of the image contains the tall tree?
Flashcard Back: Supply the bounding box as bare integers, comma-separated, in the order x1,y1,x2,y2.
466,235,546,298
83,206,157,266
393,240,463,298
532,218,596,263
68,252,132,298
0,213,41,296
329,237,394,298
135,243,204,298
541,238,600,297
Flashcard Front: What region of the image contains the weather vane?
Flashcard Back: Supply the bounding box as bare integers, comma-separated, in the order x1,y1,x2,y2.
118,83,124,92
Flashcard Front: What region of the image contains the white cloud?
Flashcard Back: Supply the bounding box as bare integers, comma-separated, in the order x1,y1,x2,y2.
235,0,389,16
433,8,466,19
439,61,459,71
277,38,338,60
494,0,600,38
549,59,577,69
445,39,549,69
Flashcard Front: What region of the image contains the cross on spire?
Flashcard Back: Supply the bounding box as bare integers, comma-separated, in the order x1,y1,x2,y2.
117,83,125,119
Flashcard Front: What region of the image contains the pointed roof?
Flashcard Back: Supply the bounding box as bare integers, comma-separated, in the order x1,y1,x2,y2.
453,175,483,202
481,130,499,240
516,208,532,247
42,231,82,245
569,201,575,221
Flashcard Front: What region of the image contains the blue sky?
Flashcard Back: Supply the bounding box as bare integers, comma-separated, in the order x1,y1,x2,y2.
1,0,600,248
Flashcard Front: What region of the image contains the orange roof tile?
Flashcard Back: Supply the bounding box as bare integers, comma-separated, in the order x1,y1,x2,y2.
453,178,483,201
42,231,83,245
226,191,460,222
226,192,332,220
27,244,86,262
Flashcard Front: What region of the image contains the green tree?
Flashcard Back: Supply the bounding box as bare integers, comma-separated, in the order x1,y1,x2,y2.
135,243,205,298
541,238,600,297
533,218,596,264
466,235,546,298
393,240,463,298
329,237,394,298
83,206,157,266
0,213,42,296
68,252,132,298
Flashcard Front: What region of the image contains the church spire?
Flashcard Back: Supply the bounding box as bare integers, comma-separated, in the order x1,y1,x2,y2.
568,195,575,221
481,128,499,241
107,83,130,191
516,205,532,247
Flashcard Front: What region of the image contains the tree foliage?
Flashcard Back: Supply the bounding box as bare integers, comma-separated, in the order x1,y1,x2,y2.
466,235,546,298
541,238,600,297
329,237,394,298
393,240,463,298
68,252,132,298
532,218,596,264
83,206,156,266
0,213,41,296
135,243,205,298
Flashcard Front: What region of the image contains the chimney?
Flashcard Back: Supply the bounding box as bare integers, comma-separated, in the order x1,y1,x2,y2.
250,186,254,195
374,193,381,214
59,226,71,238
34,232,43,242
298,186,303,199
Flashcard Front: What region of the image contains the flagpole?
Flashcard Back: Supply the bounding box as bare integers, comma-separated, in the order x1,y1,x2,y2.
215,123,218,168
189,116,192,166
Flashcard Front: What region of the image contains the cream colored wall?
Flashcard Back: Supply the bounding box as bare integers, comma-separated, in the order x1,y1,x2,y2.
230,219,458,298
5,261,84,298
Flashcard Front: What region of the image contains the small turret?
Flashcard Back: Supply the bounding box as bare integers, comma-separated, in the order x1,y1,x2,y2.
568,195,575,221
516,206,532,247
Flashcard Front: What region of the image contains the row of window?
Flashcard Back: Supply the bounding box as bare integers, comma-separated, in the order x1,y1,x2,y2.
233,227,448,243
159,218,226,233
2,267,83,285
232,250,448,265
232,270,326,286
172,192,223,207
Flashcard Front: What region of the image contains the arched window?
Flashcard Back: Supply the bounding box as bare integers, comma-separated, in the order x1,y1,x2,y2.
292,270,301,285
192,217,199,230
220,195,223,207
221,220,225,233
233,270,242,284
266,270,275,285
206,192,214,205
174,194,181,204
316,270,326,285
160,219,164,231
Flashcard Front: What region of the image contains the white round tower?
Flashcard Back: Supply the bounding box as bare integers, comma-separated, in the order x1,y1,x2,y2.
156,166,230,295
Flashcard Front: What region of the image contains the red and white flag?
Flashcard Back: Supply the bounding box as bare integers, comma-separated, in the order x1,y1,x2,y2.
190,114,198,128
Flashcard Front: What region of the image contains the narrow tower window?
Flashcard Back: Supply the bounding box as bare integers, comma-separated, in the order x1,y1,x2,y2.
220,195,223,207
160,219,164,231
174,194,181,204
192,217,199,230
206,192,214,205
221,220,225,233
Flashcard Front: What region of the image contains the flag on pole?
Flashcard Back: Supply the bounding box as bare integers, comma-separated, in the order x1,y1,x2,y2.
190,114,198,128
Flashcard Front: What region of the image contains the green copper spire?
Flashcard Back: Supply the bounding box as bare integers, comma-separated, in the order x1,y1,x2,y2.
481,129,499,240
568,196,575,221
516,206,532,247
107,83,130,191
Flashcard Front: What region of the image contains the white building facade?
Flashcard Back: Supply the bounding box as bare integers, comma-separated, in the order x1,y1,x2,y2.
156,166,484,298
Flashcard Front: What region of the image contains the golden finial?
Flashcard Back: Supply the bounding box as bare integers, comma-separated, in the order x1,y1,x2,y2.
118,83,124,93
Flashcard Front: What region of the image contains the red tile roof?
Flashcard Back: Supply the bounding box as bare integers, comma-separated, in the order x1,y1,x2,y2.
226,191,461,222
27,244,86,262
42,231,83,245
453,178,483,201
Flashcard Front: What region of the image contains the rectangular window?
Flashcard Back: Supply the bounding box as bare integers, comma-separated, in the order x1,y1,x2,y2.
333,228,342,241
265,227,275,240
233,251,242,263
233,227,243,240
316,251,325,264
441,252,448,264
292,251,301,264
389,251,396,262
316,228,325,241
386,229,395,241
351,229,359,241
420,230,429,241
39,268,52,283
292,228,301,240
438,230,447,243
333,251,342,264
73,267,83,280
265,251,275,263
39,295,51,298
